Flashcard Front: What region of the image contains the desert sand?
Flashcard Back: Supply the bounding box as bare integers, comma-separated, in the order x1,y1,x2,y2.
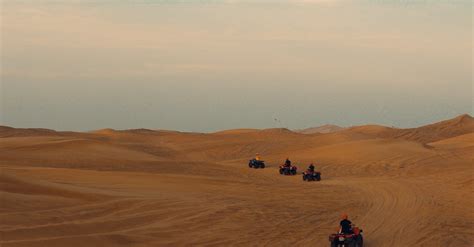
1,114,473,247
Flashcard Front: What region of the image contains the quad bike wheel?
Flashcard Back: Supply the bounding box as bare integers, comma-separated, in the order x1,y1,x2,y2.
356,236,363,247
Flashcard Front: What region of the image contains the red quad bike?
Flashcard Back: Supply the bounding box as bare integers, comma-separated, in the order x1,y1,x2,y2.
279,165,297,175
328,227,363,247
302,169,321,181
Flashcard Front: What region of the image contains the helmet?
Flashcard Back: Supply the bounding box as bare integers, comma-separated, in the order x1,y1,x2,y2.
341,213,348,220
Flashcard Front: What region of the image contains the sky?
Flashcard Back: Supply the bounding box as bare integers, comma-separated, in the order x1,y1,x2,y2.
1,0,472,132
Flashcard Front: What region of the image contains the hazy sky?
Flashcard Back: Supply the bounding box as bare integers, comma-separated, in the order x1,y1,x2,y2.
1,0,472,132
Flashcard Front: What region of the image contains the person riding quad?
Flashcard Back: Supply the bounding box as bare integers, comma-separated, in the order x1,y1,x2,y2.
284,158,292,167
308,163,315,172
339,213,353,234
255,153,261,161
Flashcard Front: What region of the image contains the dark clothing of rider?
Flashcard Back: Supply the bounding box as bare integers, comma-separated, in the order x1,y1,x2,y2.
340,219,352,234
285,159,292,167
308,164,315,172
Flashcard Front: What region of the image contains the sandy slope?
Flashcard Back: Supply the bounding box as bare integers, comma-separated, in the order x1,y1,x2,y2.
1,115,473,247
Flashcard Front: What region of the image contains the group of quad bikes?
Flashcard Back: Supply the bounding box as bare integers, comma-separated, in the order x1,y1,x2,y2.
248,157,363,247
248,158,321,181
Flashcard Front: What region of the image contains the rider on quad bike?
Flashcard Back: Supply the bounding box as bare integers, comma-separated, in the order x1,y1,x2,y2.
340,213,352,234
302,163,321,181
279,158,297,175
308,163,315,172
248,153,265,169
285,158,291,167
329,213,363,247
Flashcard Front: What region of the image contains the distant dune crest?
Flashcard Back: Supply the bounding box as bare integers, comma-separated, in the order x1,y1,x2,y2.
1,114,472,141
296,124,344,134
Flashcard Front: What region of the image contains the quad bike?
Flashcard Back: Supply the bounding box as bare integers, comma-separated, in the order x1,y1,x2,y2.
329,227,363,247
248,159,265,169
279,165,297,175
302,169,321,181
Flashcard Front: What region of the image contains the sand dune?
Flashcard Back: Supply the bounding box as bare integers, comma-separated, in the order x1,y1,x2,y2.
1,114,473,246
212,128,261,135
296,124,344,134
394,114,474,143
341,114,474,144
